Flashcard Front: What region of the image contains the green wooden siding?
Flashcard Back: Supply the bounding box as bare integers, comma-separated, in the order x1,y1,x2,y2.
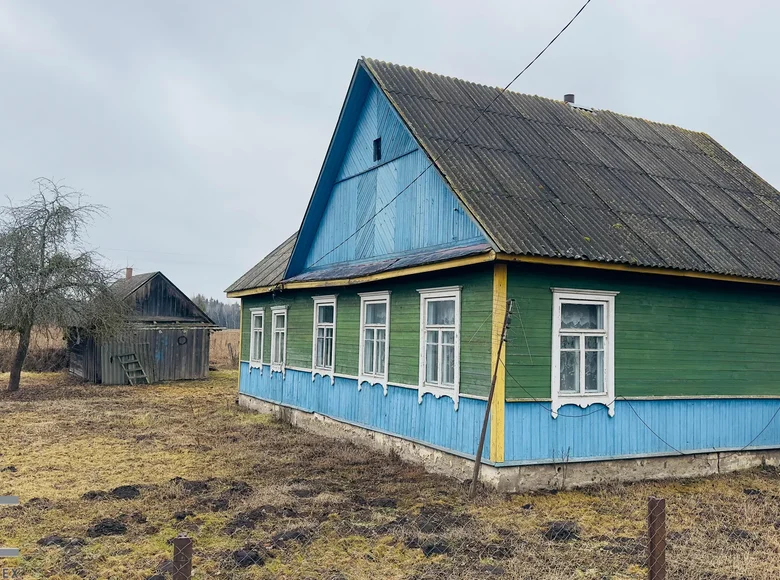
240,293,314,369
240,264,494,397
505,263,780,399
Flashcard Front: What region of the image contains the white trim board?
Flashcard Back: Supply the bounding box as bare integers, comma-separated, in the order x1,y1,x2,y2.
551,289,617,419
311,295,337,385
358,291,391,395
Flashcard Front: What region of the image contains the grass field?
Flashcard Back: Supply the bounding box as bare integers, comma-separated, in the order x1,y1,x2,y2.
209,329,240,369
0,371,779,579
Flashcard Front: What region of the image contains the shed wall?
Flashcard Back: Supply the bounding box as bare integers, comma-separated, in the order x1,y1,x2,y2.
98,327,210,385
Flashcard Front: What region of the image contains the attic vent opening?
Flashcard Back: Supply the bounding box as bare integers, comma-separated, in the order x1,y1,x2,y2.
373,137,382,162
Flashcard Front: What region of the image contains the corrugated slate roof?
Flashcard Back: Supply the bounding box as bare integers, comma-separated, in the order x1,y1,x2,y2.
225,233,297,293
363,58,780,281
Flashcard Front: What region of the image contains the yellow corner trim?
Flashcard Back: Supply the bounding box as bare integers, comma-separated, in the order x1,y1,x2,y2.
489,263,507,463
226,251,496,297
496,254,780,288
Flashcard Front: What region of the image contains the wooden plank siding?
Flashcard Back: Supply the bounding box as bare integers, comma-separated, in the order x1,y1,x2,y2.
298,82,485,273
241,264,494,397
505,262,780,399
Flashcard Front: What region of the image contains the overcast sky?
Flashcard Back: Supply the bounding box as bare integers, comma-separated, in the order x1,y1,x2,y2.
1,0,778,299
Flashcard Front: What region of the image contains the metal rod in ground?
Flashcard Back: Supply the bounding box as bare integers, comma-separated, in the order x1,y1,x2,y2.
469,299,513,499
648,496,667,580
172,535,193,580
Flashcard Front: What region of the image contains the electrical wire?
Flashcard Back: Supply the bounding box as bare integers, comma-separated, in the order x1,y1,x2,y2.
307,0,594,269
740,405,780,451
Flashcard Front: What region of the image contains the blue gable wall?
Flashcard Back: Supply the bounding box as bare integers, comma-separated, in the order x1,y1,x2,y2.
290,69,487,274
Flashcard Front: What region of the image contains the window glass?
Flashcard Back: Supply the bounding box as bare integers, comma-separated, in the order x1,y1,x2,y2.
313,301,335,370
365,302,386,325
559,335,580,392
360,296,389,379
376,328,386,376
251,313,263,362
363,329,375,374
425,330,439,383
318,304,334,324
427,299,455,326
561,303,603,330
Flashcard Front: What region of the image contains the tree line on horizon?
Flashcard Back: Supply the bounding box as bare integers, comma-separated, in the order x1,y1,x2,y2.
191,294,240,329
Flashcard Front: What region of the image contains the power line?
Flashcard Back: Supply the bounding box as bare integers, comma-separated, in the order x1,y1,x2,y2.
307,0,594,269
741,405,780,451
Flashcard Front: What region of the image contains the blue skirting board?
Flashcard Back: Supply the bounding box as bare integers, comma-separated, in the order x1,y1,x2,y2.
239,362,489,460
239,362,780,465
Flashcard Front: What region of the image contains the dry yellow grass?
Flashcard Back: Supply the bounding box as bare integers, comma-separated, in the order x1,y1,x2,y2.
209,329,240,369
0,371,778,579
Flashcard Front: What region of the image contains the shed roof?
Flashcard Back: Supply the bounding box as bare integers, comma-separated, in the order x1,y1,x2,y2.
110,272,157,299
112,271,216,326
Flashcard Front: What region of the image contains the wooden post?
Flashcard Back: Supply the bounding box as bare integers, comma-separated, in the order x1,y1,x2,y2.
469,300,513,499
172,535,193,580
647,497,666,580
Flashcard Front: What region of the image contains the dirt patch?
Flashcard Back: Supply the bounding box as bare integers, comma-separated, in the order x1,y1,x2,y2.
111,485,141,499
224,507,274,534
230,545,272,568
86,518,127,537
170,477,210,495
37,535,86,548
270,527,316,548
544,521,580,542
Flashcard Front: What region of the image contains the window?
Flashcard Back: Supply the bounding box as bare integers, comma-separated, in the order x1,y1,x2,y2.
551,289,618,418
270,305,287,374
358,291,390,393
418,287,461,409
249,308,264,368
373,137,382,162
312,296,336,383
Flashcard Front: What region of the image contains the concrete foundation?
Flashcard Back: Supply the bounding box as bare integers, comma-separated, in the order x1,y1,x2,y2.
239,393,780,492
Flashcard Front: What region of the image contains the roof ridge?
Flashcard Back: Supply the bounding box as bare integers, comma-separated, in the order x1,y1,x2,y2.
362,57,707,138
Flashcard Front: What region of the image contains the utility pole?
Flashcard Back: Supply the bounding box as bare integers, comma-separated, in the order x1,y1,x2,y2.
469,299,513,499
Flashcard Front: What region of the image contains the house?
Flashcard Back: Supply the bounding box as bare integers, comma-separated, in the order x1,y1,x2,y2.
226,58,780,491
69,269,218,385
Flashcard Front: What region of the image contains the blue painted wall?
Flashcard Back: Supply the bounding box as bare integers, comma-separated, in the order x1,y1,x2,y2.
301,83,486,271
503,399,780,464
239,362,489,460
239,364,780,466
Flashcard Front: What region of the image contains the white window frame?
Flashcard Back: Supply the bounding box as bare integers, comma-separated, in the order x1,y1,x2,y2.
417,286,461,410
248,307,264,370
551,288,618,419
312,295,337,384
358,291,391,395
270,305,288,376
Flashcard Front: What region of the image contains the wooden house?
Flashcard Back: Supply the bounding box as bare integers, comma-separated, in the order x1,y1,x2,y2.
69,270,217,385
227,59,780,490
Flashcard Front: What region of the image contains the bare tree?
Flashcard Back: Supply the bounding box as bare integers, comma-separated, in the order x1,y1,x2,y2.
0,179,127,391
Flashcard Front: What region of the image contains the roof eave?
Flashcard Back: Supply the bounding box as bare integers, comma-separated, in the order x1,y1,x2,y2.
496,253,780,287
227,250,497,297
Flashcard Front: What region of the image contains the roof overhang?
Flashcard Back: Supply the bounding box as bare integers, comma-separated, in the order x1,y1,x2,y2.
228,250,780,298
227,250,496,297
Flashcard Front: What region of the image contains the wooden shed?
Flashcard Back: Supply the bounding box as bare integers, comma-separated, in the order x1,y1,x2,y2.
68,270,218,385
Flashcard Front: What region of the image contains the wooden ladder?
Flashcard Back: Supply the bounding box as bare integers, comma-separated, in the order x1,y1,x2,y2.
116,353,150,385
